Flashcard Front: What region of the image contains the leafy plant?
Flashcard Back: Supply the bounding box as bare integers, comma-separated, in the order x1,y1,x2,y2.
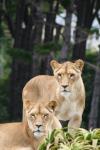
39,128,100,150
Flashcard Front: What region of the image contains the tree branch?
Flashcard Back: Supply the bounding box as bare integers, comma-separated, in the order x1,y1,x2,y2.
86,61,100,72
96,13,100,24
90,0,100,25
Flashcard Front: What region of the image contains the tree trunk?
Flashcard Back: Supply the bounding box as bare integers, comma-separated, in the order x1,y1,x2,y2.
44,12,55,42
9,0,37,121
72,1,88,60
40,51,55,75
60,8,72,61
88,50,100,129
34,13,43,44
10,59,32,121
54,24,62,43
44,0,59,43
72,0,100,60
72,27,88,60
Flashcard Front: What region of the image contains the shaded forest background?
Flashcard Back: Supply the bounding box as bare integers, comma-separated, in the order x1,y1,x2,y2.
0,0,100,129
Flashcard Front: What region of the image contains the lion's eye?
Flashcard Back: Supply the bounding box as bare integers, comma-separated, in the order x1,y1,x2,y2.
31,113,35,118
58,73,61,78
70,73,75,78
43,114,49,119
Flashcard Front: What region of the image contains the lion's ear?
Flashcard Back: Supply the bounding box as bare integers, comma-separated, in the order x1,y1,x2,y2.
47,100,57,112
50,60,61,71
24,100,32,110
75,59,84,72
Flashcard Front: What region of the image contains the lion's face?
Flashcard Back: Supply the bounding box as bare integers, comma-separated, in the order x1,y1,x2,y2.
50,59,84,96
25,100,57,139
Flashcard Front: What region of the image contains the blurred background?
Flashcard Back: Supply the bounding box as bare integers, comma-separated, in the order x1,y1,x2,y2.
0,0,100,129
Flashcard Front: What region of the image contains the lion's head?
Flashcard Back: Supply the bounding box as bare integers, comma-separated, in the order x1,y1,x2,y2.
24,100,57,139
50,59,84,96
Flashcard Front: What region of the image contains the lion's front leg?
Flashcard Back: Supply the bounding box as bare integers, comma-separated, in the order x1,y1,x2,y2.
68,113,82,135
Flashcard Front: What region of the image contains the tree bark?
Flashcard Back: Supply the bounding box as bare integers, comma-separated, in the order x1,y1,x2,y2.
60,8,72,61
10,59,32,121
72,0,100,60
34,12,43,44
88,50,100,129
44,0,59,43
72,27,88,60
9,0,37,121
54,24,62,43
40,51,55,75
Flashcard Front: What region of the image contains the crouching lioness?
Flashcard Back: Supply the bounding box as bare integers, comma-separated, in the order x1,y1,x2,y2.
22,59,85,132
0,100,61,150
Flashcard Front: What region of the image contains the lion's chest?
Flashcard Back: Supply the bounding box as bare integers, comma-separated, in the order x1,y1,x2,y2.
55,96,77,121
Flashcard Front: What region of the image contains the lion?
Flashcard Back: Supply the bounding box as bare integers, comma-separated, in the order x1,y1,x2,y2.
22,59,85,132
0,100,61,150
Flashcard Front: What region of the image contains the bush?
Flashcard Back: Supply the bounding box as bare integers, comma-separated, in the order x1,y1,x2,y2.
39,128,100,150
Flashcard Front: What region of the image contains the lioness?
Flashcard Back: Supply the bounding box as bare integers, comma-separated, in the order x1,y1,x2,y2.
0,100,61,150
23,59,85,131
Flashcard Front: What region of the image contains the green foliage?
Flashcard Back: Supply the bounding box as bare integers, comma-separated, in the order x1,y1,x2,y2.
39,1,50,12
6,0,17,20
60,0,72,8
8,48,33,63
34,42,62,54
89,28,100,37
0,37,11,122
39,128,100,150
0,24,4,37
0,37,12,79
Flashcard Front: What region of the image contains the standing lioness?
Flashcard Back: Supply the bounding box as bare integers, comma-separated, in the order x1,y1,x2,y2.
0,100,61,150
23,59,85,131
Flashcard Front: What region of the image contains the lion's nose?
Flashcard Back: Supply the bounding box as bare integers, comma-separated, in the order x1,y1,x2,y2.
36,124,42,128
62,85,68,89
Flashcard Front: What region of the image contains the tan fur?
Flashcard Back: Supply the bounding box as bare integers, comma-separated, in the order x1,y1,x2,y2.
22,59,85,132
0,101,61,150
